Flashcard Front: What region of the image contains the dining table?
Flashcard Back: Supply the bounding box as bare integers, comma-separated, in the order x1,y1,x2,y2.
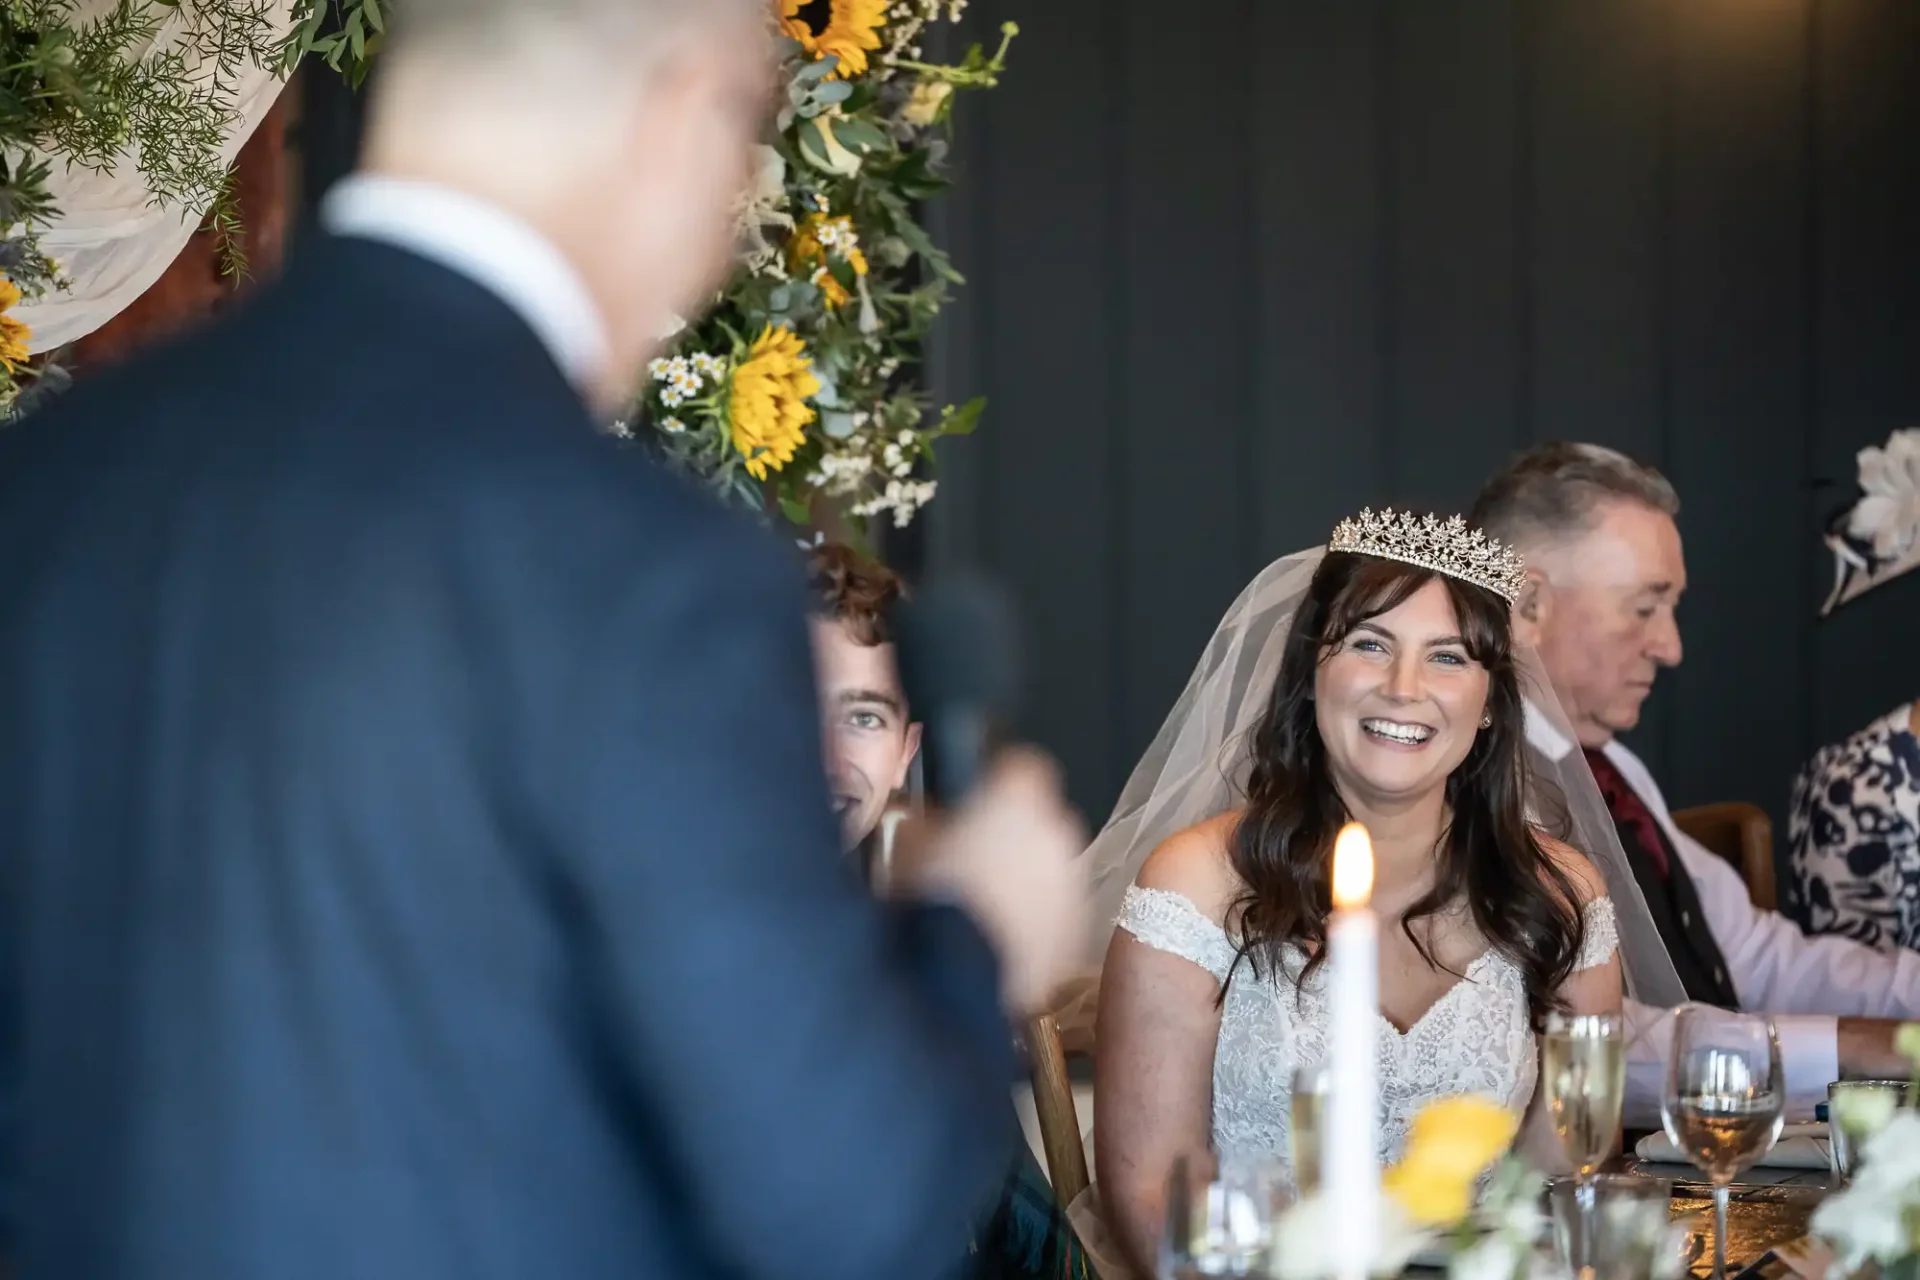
1620,1156,1831,1280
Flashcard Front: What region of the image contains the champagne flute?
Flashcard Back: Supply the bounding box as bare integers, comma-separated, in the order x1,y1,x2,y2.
1290,1060,1329,1197
1542,1012,1626,1185
1660,1006,1784,1280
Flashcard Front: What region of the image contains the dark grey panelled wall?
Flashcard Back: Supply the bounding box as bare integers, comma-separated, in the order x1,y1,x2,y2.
919,1,1920,848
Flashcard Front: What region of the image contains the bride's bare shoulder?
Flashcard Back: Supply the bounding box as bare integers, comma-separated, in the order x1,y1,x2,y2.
1135,809,1244,923
1534,830,1608,908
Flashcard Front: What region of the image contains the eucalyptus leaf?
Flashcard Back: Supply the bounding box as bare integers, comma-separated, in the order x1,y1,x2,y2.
822,411,857,439
811,80,854,106
783,279,825,322
796,127,836,175
831,117,891,157
795,56,838,85
798,117,862,176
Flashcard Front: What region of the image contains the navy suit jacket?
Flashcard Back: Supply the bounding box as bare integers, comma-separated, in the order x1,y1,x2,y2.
0,235,1017,1279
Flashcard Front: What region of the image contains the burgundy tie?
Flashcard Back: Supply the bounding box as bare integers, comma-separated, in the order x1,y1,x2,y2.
1582,748,1670,879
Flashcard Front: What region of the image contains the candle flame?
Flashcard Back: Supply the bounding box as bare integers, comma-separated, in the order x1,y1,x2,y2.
1332,822,1374,908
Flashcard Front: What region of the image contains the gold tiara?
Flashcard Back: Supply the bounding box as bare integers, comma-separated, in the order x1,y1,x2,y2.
1328,508,1529,603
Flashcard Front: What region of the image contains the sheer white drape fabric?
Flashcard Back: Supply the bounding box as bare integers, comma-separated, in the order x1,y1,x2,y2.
18,0,296,353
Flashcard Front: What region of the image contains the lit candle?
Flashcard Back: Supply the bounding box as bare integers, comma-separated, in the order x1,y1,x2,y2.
1325,822,1380,1280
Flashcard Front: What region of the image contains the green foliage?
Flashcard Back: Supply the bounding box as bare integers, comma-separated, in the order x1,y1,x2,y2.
626,4,1015,536
0,0,343,414
0,0,1004,528
276,0,378,85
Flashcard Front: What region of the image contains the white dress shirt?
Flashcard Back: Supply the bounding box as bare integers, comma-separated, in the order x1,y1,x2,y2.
1529,709,1920,1124
320,175,612,395
1606,736,1920,1122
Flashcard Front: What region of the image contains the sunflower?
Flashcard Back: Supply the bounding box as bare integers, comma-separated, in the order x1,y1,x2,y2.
729,325,820,480
787,214,870,309
0,278,34,373
780,0,888,79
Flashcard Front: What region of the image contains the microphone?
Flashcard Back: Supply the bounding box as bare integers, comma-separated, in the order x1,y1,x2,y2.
894,573,1021,806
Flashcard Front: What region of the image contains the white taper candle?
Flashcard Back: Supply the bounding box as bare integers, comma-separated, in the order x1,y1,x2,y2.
1325,822,1380,1280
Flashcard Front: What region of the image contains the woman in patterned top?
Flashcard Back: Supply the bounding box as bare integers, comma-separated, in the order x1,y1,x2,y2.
1796,425,1920,952
1789,702,1920,952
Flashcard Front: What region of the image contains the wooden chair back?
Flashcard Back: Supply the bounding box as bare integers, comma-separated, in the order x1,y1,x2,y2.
1023,1013,1091,1208
1671,801,1777,911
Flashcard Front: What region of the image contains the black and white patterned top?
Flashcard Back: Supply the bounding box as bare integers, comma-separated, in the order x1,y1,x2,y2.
1789,703,1920,951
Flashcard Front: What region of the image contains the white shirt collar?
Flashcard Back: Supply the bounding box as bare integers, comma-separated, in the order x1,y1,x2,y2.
320,175,611,394
1523,699,1579,763
1525,699,1646,780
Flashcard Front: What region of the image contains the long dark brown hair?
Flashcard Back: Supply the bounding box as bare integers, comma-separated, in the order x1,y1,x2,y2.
1226,551,1583,1030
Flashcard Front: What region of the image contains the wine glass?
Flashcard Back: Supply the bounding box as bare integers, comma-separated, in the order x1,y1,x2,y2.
1826,1079,1912,1184
1545,1174,1676,1280
1289,1060,1329,1197
1161,1153,1287,1279
1542,1011,1626,1185
1660,1006,1784,1280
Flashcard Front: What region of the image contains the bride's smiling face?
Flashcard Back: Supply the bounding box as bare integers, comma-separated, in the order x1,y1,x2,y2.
1314,578,1491,805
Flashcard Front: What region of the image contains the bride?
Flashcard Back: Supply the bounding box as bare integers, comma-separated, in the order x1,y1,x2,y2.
1081,510,1684,1274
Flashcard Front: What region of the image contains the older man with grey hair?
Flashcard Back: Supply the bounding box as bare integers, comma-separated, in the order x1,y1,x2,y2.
1471,443,1920,1127
0,3,1091,1278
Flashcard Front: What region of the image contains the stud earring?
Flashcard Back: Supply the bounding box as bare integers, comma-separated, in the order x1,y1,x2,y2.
1480,713,1493,729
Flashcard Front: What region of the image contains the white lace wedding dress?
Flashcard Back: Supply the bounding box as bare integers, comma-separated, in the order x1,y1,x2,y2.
1115,885,1620,1178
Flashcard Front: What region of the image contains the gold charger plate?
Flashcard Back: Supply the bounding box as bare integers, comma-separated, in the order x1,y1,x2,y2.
1666,1182,1826,1279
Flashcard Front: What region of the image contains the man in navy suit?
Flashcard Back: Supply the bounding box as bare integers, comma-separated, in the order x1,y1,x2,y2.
0,2,1089,1277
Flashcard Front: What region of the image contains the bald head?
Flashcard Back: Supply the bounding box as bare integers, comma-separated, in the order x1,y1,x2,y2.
363,0,771,413
390,0,763,64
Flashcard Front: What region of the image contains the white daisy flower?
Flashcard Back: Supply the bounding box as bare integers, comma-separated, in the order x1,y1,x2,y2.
1847,427,1920,562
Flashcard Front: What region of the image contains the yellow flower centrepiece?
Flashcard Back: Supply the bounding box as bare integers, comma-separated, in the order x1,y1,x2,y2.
0,278,34,373
788,214,870,310
1382,1095,1519,1227
780,0,888,79
729,325,819,480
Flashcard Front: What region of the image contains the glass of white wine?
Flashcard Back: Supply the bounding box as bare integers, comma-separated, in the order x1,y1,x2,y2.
1660,1006,1784,1280
1289,1060,1329,1197
1543,1011,1626,1185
